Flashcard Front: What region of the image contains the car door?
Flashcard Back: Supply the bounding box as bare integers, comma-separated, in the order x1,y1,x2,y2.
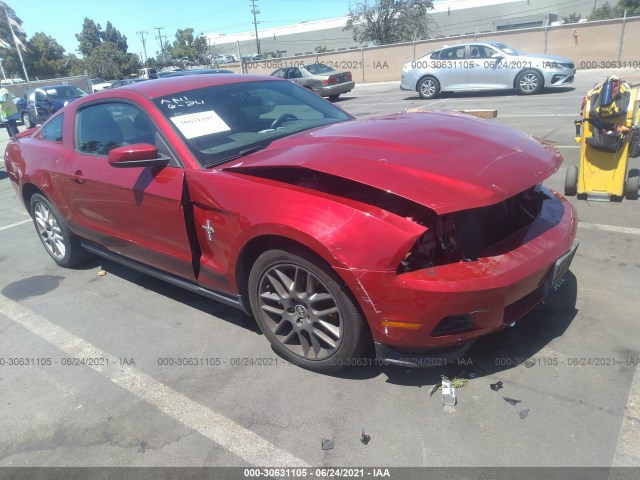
433,45,468,90
466,44,511,89
62,101,196,281
33,89,53,123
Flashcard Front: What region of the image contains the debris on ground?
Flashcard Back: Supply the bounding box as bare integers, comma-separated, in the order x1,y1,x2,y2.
524,359,535,368
441,375,457,406
503,397,522,406
428,384,440,400
490,381,503,391
360,427,371,445
519,409,530,419
450,377,468,389
98,270,107,276
322,439,334,450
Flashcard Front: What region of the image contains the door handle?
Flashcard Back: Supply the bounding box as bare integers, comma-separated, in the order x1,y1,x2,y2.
69,170,86,184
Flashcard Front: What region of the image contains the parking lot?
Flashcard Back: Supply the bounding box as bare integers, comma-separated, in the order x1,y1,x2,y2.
0,69,639,470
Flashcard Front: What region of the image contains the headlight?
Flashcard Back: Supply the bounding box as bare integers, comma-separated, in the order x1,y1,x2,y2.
402,63,412,72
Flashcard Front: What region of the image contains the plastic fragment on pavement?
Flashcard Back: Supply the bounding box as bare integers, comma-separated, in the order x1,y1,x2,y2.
519,409,530,419
361,427,371,445
524,359,535,368
428,384,440,400
490,381,503,391
98,270,107,276
503,397,522,406
322,439,334,450
441,375,457,406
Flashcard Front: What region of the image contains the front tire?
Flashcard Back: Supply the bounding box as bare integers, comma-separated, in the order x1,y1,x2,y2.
248,249,368,372
516,70,543,95
30,194,89,267
418,76,440,99
328,94,340,101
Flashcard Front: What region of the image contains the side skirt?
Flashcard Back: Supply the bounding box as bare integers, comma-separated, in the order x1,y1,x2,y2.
81,241,246,313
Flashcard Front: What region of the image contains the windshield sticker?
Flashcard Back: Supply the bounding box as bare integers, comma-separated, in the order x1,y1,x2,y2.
160,96,204,109
170,110,230,139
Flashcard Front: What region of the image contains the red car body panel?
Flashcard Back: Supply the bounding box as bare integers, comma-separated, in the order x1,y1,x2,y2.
231,111,564,214
3,74,578,357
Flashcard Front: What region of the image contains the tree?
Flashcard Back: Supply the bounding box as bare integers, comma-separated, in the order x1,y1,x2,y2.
166,28,208,65
76,18,102,57
345,0,435,45
103,21,128,53
562,13,582,23
617,0,640,15
24,33,68,78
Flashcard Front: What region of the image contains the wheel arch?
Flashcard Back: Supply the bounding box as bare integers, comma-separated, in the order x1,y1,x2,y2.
22,183,46,215
234,234,373,341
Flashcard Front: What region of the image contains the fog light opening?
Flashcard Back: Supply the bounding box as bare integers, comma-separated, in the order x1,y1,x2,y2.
431,315,473,336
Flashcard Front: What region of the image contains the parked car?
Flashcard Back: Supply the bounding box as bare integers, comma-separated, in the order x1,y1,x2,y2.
4,74,578,372
22,85,88,128
214,54,236,64
271,63,354,100
109,79,147,89
401,41,576,99
90,78,112,92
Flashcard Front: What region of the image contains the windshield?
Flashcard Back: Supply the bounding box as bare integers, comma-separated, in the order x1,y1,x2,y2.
305,63,336,75
45,86,87,99
154,80,353,167
489,42,522,56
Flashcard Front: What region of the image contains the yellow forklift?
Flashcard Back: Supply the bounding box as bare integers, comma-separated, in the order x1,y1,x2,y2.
565,75,640,201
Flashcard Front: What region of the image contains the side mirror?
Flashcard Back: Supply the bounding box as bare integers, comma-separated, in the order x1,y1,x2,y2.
491,53,503,59
108,143,169,168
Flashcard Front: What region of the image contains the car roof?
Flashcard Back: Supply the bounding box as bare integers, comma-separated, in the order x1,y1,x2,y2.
103,74,280,99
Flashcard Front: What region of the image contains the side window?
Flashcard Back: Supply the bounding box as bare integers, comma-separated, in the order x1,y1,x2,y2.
470,46,495,59
430,51,441,59
35,90,47,102
288,68,302,79
272,69,286,78
440,46,466,60
40,114,64,142
76,103,127,156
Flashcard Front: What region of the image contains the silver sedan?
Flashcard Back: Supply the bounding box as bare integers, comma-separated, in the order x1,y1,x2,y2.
401,41,575,99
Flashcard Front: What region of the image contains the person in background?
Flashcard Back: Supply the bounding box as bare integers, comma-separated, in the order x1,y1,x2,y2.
0,87,20,137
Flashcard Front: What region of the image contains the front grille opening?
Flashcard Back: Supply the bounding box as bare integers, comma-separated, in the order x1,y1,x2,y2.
431,315,473,336
398,185,549,273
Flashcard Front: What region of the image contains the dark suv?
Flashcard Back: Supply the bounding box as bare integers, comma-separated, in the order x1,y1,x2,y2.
23,85,88,128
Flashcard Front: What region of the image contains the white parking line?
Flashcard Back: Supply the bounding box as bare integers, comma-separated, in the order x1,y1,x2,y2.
0,219,31,231
0,295,309,467
578,222,640,236
613,364,640,466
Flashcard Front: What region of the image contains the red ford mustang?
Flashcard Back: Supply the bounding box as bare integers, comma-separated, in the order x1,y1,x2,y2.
4,74,578,372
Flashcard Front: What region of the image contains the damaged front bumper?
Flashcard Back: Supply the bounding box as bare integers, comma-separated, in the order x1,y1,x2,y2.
337,190,578,365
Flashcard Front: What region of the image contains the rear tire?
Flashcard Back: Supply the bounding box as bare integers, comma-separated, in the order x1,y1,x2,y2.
248,249,368,372
21,112,32,128
30,194,90,267
564,166,578,196
418,76,440,99
625,169,640,200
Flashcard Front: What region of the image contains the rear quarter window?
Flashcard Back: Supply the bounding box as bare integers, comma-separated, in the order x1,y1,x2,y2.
40,115,64,143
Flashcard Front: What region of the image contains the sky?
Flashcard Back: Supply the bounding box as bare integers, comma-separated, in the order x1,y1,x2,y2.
10,0,358,59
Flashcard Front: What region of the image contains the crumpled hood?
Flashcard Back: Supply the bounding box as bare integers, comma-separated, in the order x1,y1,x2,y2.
225,111,563,214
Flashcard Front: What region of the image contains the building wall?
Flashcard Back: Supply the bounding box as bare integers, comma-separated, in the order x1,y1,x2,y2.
229,18,640,85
